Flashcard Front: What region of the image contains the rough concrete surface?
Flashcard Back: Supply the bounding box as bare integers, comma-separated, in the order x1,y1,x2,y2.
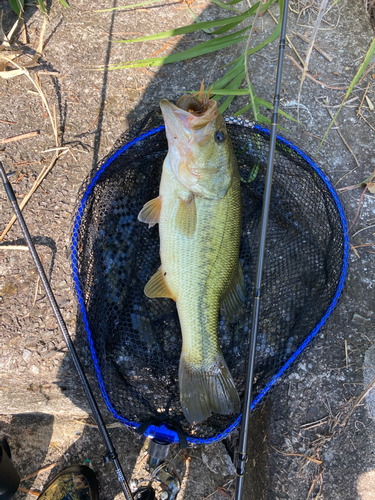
0,0,374,499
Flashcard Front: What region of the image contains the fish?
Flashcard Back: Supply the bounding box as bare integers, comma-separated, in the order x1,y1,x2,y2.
138,87,243,424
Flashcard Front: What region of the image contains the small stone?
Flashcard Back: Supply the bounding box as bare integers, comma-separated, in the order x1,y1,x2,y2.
30,365,40,375
0,355,10,369
201,442,235,476
0,282,18,297
45,316,57,330
352,313,370,324
0,312,13,325
306,406,320,421
23,349,32,363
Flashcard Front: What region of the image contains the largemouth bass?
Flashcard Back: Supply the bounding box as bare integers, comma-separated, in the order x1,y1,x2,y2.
138,91,243,424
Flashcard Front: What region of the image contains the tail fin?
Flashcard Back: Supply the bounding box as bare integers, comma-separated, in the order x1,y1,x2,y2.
179,354,240,424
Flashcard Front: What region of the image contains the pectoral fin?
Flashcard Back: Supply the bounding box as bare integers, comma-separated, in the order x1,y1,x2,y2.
138,196,162,228
176,194,197,236
144,267,174,300
221,261,245,321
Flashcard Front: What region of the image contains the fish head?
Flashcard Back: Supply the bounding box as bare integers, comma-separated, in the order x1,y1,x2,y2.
160,98,236,199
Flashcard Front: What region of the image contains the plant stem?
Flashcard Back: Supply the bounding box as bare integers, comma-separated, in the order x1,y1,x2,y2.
244,0,265,121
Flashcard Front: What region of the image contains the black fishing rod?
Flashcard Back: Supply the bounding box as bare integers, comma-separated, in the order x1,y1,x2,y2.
234,1,289,498
0,161,134,500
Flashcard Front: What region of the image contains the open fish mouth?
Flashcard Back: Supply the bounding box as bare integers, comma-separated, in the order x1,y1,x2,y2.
160,99,219,138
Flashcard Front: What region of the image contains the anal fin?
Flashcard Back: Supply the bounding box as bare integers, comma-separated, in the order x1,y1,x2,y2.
138,196,162,228
144,267,174,300
176,194,196,236
221,260,245,322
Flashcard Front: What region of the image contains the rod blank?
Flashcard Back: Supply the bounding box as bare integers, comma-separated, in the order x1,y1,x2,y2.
234,1,289,498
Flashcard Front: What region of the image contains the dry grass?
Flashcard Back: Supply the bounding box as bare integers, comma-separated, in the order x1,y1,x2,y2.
0,18,69,242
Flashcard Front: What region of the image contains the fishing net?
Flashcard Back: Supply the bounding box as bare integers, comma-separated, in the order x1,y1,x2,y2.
71,110,349,446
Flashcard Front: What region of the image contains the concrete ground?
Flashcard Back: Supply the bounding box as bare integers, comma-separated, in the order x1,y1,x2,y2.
0,0,374,498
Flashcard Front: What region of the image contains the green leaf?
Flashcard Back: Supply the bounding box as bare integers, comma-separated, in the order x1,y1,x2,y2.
245,11,282,57
184,3,213,34
257,114,272,125
218,72,245,114
58,0,71,7
116,6,260,43
211,55,245,90
108,27,249,69
256,100,298,122
94,0,161,12
209,0,240,12
8,0,24,16
234,103,253,116
206,89,249,96
211,21,242,35
212,0,273,34
37,0,47,15
318,34,375,154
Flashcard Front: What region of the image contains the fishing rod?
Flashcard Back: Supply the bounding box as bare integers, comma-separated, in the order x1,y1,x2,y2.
234,1,289,498
0,161,135,500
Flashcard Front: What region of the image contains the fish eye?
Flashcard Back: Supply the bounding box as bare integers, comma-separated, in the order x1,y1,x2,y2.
215,130,225,143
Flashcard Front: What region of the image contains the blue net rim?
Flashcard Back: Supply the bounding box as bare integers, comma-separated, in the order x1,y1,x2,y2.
71,119,349,446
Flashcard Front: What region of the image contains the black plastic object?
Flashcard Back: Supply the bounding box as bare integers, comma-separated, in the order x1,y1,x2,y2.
71,112,349,446
0,438,20,500
133,486,155,500
37,465,99,500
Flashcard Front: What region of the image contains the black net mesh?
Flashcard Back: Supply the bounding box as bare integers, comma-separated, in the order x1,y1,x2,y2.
71,110,348,445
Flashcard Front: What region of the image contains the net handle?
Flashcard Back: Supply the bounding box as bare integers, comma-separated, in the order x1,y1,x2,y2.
234,1,289,498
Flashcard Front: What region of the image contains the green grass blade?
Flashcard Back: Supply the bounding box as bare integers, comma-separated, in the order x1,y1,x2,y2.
212,61,245,89
318,35,375,154
257,114,272,125
58,0,70,7
116,6,260,42
212,21,243,35
95,0,161,12
209,0,240,12
234,103,253,115
37,0,47,15
245,12,282,57
191,88,297,122
219,94,236,113
218,72,246,113
9,0,24,16
184,4,213,34
208,89,250,95
221,3,281,71
108,30,249,69
254,96,298,122
247,80,260,121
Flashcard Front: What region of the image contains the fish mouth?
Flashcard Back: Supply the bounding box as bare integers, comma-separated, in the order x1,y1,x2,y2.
160,99,219,137
160,98,221,191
